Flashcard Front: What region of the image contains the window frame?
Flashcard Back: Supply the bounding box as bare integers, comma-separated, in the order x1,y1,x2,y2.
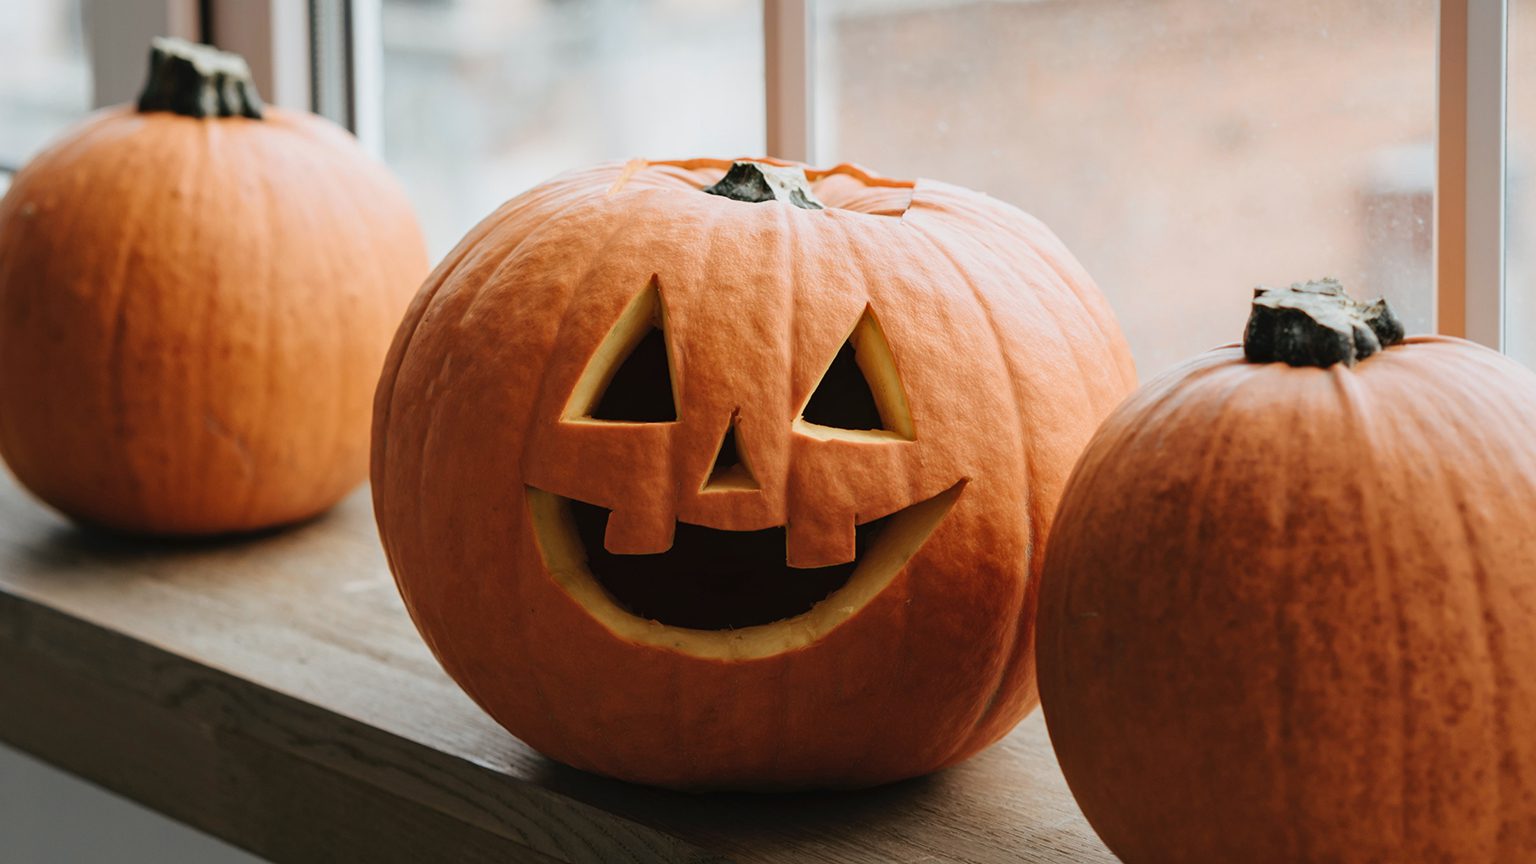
765,0,814,163
78,0,1512,352
1438,0,1508,350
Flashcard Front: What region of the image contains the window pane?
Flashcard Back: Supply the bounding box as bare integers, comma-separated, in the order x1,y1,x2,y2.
1511,0,1536,367
815,0,1436,376
0,0,89,175
381,0,765,258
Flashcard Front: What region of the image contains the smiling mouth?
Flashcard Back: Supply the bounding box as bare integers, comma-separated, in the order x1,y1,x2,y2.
568,500,886,630
527,482,964,651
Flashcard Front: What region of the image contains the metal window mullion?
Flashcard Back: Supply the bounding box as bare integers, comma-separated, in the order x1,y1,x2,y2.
309,0,351,129
314,0,382,153
347,0,384,155
1437,0,1508,350
764,0,814,163
204,0,312,112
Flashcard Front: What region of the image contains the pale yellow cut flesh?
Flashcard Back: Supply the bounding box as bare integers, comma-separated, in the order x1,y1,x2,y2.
562,276,674,422
793,305,915,442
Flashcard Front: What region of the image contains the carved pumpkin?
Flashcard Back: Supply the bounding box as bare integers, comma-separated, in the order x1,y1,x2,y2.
1038,281,1536,861
0,39,426,535
373,158,1135,789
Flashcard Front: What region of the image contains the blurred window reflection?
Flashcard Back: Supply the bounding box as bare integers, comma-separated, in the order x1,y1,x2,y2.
0,0,89,177
380,0,765,257
815,0,1436,376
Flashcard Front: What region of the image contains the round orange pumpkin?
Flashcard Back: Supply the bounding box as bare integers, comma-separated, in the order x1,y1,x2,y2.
0,39,427,535
372,158,1135,789
1038,280,1536,861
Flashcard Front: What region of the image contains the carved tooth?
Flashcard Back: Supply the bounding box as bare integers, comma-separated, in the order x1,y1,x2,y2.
603,506,676,555
785,512,857,569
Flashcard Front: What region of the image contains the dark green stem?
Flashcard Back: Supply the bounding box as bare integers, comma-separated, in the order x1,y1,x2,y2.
1243,279,1405,367
136,37,264,119
703,162,824,210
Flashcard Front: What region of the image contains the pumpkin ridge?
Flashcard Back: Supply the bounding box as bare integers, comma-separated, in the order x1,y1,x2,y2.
225,122,280,525
901,218,1038,756
911,181,1136,394
1017,222,1137,392
1115,349,1241,436
243,122,332,521
1331,368,1414,850
191,121,231,520
1408,368,1512,853
454,203,602,331
775,177,800,491
100,128,171,517
909,191,1130,430
1386,381,1428,852
517,202,669,482
374,168,602,481
1320,368,1406,842
683,198,760,497
1176,371,1256,567
0,116,112,497
1273,384,1313,857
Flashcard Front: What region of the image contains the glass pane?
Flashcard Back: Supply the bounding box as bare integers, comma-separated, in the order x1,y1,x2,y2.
0,0,89,173
815,0,1436,377
1511,0,1536,367
381,0,766,258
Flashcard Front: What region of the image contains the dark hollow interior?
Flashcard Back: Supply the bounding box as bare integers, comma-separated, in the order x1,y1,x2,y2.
710,424,743,476
569,499,890,630
591,326,676,422
802,340,884,430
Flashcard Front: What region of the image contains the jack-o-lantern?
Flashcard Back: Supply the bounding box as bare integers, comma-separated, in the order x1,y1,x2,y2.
372,159,1135,789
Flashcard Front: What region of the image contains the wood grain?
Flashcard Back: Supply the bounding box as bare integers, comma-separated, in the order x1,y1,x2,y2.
0,473,1114,863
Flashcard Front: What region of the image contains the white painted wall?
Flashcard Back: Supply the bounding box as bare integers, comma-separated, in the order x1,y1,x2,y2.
0,744,261,863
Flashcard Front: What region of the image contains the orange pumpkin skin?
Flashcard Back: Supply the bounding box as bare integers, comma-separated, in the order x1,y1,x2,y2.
372,158,1135,789
0,106,427,535
1038,337,1536,862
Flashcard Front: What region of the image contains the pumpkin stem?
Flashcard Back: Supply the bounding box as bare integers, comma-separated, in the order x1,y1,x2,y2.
136,37,265,120
1243,279,1405,368
703,161,825,210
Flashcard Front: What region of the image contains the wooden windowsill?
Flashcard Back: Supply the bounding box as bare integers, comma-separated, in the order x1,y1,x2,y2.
0,473,1112,863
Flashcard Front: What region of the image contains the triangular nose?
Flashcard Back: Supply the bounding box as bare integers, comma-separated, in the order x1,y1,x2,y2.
702,418,760,492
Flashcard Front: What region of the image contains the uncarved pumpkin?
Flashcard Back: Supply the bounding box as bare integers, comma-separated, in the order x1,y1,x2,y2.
1038,280,1536,862
0,39,427,535
372,158,1135,789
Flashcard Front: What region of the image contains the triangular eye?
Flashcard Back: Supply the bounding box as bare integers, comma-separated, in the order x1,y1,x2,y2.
563,278,677,422
798,307,914,440
702,419,759,491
